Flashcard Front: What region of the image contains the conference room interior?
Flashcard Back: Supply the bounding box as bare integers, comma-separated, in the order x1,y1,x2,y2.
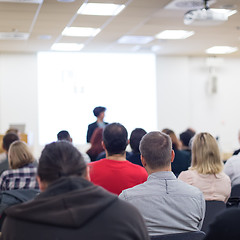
0,0,240,159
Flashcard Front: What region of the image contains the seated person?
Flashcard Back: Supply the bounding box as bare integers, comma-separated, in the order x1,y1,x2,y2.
179,128,195,153
89,123,148,195
162,128,191,177
128,128,147,166
179,132,231,203
0,141,149,240
86,128,104,162
0,140,38,191
119,131,205,236
0,132,20,174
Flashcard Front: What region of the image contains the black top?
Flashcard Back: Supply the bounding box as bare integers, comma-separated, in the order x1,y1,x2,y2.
86,121,108,143
1,177,149,240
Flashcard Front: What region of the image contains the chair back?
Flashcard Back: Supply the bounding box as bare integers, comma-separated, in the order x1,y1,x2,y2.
226,184,240,208
150,231,205,240
201,200,226,234
230,184,240,197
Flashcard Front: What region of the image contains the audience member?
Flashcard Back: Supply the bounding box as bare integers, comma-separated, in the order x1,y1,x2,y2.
180,128,195,152
128,128,147,166
0,133,20,174
179,132,231,202
0,141,149,240
86,128,104,161
204,209,240,240
162,128,191,176
0,141,38,191
89,123,148,195
57,130,72,142
224,153,240,187
57,130,90,164
87,106,108,143
119,131,205,236
232,130,240,155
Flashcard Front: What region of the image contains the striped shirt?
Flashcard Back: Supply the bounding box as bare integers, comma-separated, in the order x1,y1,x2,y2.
0,164,39,191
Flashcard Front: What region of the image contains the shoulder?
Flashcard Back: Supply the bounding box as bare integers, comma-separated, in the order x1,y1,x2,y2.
88,122,97,128
178,169,195,180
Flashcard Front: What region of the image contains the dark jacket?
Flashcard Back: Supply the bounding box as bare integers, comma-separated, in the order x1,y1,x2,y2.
0,177,149,240
86,121,108,143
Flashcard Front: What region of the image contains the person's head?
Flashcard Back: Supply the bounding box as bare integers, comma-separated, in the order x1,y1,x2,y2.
5,128,20,135
93,106,106,121
2,133,20,153
37,141,87,191
8,141,34,169
162,128,180,150
180,129,195,148
139,131,173,171
57,130,72,142
191,132,223,174
130,128,147,153
102,123,128,156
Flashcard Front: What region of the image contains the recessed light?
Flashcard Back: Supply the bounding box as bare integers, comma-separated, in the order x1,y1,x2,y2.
118,36,154,44
78,3,125,16
38,35,52,40
62,27,101,37
156,30,194,39
51,43,84,51
206,46,238,54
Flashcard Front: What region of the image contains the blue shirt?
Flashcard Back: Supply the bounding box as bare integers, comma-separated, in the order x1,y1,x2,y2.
119,171,205,236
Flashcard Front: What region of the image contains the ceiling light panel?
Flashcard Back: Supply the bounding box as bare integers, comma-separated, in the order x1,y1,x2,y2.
156,30,194,39
118,36,154,44
206,46,238,54
62,27,101,37
0,32,29,40
78,3,125,16
0,0,43,3
51,43,84,51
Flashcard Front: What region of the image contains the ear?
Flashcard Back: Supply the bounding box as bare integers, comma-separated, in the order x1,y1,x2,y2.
37,176,48,192
141,155,147,167
84,166,91,181
171,150,175,163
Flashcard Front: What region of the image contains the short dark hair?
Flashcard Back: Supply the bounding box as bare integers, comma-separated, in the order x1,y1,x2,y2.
93,106,106,117
38,141,86,184
180,129,195,147
57,130,71,141
130,128,147,153
2,133,20,152
103,123,128,156
140,131,172,169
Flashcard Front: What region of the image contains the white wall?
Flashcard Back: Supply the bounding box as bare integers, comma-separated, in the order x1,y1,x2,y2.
0,53,240,158
0,53,39,156
156,56,240,152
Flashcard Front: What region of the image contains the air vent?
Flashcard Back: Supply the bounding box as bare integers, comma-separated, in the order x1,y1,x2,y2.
0,0,43,3
165,0,216,10
0,32,29,40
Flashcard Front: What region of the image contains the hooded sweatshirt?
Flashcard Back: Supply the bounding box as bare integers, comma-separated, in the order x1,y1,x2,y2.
0,177,149,240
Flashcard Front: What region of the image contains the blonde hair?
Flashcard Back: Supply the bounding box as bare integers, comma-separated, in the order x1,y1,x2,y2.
190,132,223,174
8,141,34,169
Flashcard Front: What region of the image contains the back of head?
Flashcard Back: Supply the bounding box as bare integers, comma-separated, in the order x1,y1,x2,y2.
2,133,20,152
93,106,106,117
162,128,180,150
57,130,71,142
130,128,147,153
140,131,172,169
8,141,34,169
180,129,195,147
38,141,86,184
103,123,128,156
191,132,222,174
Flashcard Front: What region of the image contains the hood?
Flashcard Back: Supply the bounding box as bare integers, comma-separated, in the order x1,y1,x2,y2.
5,177,118,228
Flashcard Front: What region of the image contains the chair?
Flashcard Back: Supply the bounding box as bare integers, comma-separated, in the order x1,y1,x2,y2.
150,231,205,240
201,200,226,234
226,184,240,208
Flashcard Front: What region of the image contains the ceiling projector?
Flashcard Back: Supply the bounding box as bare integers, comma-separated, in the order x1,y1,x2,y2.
184,8,228,25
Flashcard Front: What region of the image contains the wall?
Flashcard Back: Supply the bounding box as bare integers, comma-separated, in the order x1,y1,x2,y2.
0,53,239,157
156,56,240,152
0,53,39,156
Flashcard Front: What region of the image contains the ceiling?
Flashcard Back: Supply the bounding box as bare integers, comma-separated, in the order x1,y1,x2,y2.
0,0,240,56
